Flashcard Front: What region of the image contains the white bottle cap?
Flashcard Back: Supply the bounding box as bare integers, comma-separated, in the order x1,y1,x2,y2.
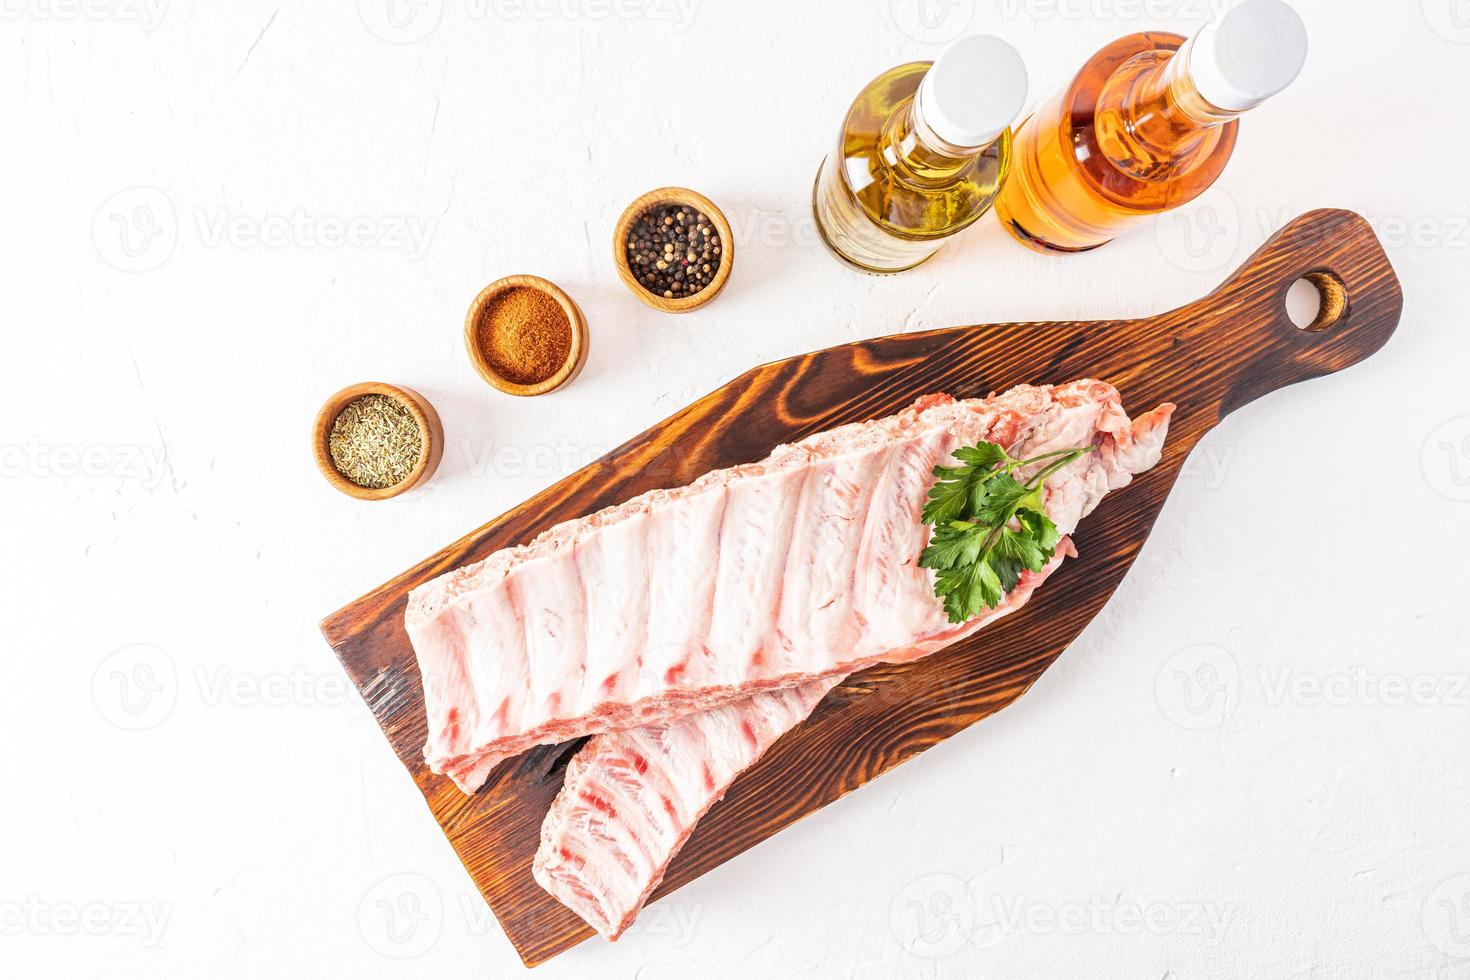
917,34,1029,149
1186,0,1307,112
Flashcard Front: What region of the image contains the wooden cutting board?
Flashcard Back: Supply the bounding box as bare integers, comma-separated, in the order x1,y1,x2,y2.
321,209,1401,967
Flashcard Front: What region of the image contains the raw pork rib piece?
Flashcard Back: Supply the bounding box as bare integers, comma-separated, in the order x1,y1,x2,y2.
407,381,1173,792
533,676,843,940
533,550,1069,940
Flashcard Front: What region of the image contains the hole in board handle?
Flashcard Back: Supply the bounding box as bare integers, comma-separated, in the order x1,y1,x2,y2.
1286,271,1348,332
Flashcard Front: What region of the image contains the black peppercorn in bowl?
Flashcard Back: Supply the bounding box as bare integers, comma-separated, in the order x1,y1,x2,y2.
613,187,734,314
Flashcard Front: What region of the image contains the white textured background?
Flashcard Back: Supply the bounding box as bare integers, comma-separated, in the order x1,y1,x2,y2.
5,0,1469,976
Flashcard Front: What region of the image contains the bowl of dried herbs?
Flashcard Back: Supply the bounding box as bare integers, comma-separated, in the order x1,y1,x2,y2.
313,382,444,500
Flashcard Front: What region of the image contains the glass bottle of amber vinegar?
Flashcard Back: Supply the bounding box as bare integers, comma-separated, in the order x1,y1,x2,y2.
995,0,1308,253
813,35,1029,274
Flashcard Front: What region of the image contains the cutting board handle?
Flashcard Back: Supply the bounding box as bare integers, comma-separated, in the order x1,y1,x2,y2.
1164,208,1403,420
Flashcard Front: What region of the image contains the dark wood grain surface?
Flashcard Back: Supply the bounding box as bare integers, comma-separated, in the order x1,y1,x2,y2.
321,210,1401,967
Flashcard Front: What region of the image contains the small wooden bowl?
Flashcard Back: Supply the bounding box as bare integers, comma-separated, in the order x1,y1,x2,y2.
464,275,589,396
613,187,734,313
313,382,444,501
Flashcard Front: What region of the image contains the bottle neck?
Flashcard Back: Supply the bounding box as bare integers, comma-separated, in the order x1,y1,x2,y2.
884,79,997,182
1099,41,1243,167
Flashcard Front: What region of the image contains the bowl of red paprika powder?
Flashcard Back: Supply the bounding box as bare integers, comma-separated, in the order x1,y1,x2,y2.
464,275,589,396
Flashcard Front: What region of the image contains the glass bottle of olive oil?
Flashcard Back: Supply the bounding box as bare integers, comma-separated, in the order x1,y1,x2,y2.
813,35,1029,275
994,0,1307,253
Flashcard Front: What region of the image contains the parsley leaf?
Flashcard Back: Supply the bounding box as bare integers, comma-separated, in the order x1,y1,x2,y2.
972,472,1031,527
933,558,1004,623
953,443,1009,470
923,465,979,527
919,520,986,571
917,438,1093,624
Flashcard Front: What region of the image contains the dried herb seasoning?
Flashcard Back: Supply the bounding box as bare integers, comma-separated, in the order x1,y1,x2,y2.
328,393,422,489
625,205,722,300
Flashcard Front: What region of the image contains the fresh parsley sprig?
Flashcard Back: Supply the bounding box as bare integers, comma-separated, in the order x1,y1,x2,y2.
919,440,1094,624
